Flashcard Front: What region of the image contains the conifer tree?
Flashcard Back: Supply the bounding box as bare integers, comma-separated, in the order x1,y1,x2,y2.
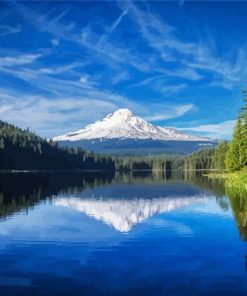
214,141,228,170
240,89,247,167
225,119,242,171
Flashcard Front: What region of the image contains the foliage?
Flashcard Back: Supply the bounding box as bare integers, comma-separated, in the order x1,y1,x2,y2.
214,141,228,170
225,119,242,171
225,171,247,192
240,89,247,167
0,120,114,170
183,148,215,171
113,154,177,172
226,89,247,171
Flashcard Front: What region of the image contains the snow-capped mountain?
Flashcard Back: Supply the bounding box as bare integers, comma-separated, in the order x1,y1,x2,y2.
53,109,210,142
55,196,207,232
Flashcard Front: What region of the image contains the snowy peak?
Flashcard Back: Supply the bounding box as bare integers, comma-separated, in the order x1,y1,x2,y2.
53,108,211,142
109,108,134,119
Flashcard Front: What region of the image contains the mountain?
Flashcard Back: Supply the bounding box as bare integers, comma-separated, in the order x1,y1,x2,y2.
54,109,216,155
54,109,210,142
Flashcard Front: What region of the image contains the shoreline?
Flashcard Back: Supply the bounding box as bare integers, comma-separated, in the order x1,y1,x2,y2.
205,170,247,192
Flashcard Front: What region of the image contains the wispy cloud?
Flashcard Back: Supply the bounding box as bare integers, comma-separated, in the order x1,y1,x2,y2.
177,120,236,139
0,24,22,36
39,61,87,75
15,2,151,72
0,54,41,67
184,45,247,89
0,89,118,137
162,83,187,95
118,0,203,81
51,37,60,46
132,75,187,95
12,1,246,90
98,8,128,45
0,52,100,96
145,103,194,121
0,86,195,137
119,0,246,88
0,0,243,139
120,0,196,57
158,67,202,81
111,70,131,85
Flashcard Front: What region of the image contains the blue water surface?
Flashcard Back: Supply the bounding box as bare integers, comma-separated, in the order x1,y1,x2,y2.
0,172,246,296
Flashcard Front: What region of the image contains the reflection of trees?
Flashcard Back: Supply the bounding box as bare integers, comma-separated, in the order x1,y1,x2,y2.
183,171,247,241
1,171,171,218
0,172,114,219
0,188,43,219
226,186,247,241
114,170,171,185
0,171,180,219
0,170,237,221
179,170,230,211
181,170,226,197
216,196,229,211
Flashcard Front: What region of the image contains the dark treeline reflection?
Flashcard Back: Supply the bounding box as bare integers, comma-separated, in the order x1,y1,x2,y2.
0,171,221,218
226,186,247,241
181,170,226,197
1,171,247,241
0,171,115,219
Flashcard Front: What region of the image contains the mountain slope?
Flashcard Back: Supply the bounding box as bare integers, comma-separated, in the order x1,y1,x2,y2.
54,109,211,142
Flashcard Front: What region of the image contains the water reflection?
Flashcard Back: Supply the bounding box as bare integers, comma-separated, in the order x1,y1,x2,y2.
55,196,207,232
0,171,230,210
1,171,247,295
0,170,217,218
227,187,247,241
0,170,246,236
0,171,114,219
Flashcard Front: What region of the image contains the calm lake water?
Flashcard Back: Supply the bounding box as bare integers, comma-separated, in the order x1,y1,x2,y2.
0,171,247,296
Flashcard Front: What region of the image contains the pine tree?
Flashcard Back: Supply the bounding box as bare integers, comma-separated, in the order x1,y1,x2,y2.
214,141,228,170
240,89,247,167
225,119,242,171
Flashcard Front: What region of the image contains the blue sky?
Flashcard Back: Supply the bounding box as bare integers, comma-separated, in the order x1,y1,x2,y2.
0,0,246,139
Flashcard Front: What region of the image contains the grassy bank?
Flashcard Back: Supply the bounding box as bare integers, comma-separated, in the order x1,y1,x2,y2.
206,169,247,193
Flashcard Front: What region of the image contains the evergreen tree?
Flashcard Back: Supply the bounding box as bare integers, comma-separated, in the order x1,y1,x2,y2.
240,89,247,167
214,141,228,170
225,119,242,171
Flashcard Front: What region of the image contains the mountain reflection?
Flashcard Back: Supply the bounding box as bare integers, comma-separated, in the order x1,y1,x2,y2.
55,196,207,232
1,170,247,240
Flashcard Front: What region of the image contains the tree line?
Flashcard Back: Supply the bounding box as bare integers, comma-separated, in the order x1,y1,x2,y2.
225,89,247,171
0,120,114,170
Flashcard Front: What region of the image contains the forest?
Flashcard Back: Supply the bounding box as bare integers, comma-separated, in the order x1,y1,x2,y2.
0,120,114,170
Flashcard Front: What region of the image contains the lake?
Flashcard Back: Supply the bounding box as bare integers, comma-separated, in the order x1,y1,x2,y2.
0,171,247,296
